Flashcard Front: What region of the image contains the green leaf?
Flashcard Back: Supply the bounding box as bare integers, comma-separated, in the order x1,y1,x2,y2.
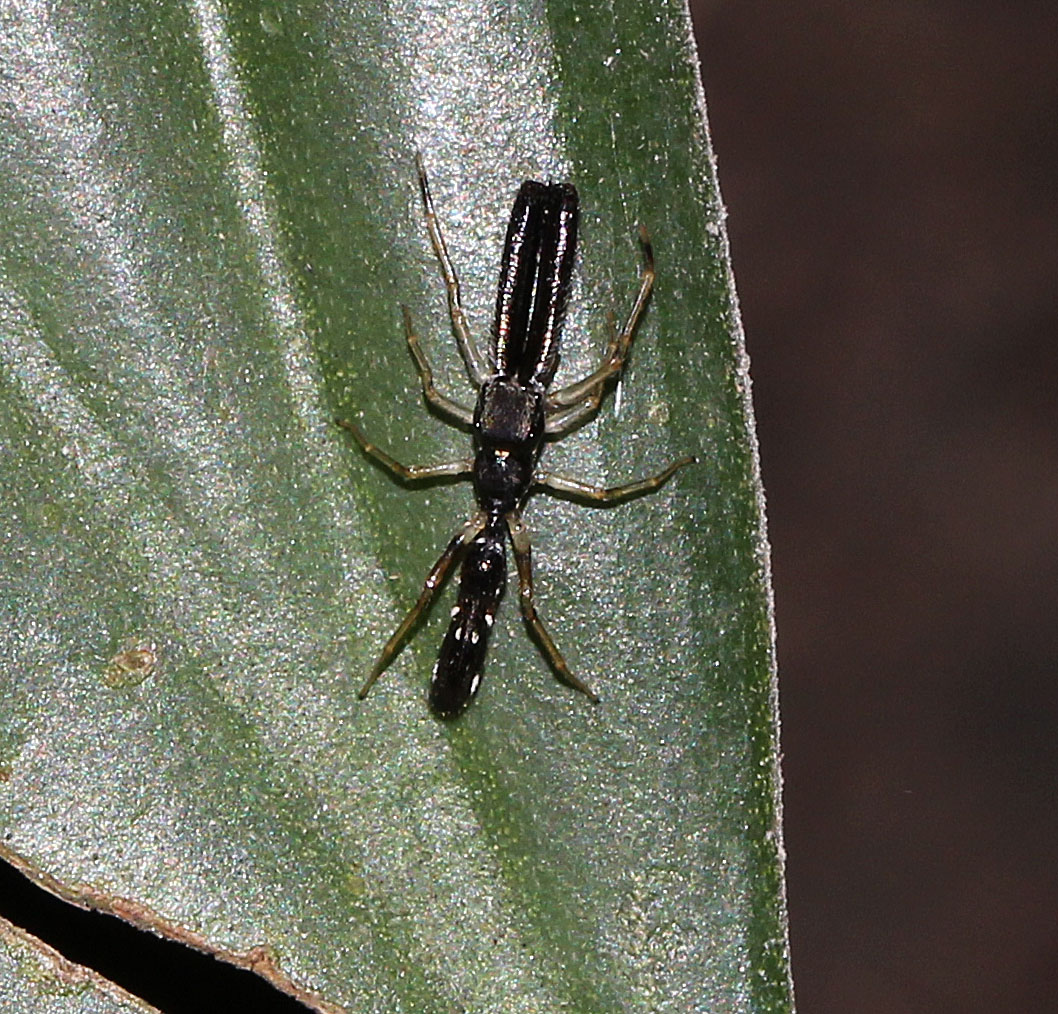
0,1,791,1011
0,917,159,1013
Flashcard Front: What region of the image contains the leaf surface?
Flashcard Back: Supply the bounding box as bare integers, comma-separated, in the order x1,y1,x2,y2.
0,1,790,1010
0,917,159,1014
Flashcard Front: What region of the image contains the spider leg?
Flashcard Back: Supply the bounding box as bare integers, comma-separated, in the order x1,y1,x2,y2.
543,387,609,436
544,224,655,435
358,512,488,698
534,454,696,504
402,305,475,426
416,154,491,386
505,512,600,703
335,417,472,482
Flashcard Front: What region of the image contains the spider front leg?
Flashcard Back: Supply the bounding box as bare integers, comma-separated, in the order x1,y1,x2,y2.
505,512,600,704
415,154,491,386
401,305,475,427
544,225,656,436
335,417,473,483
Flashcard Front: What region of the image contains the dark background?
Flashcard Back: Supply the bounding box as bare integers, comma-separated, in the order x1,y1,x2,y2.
691,1,1058,1011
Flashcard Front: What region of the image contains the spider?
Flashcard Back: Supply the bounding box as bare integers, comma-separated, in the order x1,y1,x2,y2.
337,157,695,717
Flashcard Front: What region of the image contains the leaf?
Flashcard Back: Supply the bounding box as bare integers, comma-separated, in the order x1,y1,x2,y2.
0,1,791,1011
0,916,159,1013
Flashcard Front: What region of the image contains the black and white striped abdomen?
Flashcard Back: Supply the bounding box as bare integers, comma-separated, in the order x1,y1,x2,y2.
429,523,507,718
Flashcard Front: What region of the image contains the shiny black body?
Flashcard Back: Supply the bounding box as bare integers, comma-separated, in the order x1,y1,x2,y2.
337,161,694,717
430,517,506,716
432,182,577,715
